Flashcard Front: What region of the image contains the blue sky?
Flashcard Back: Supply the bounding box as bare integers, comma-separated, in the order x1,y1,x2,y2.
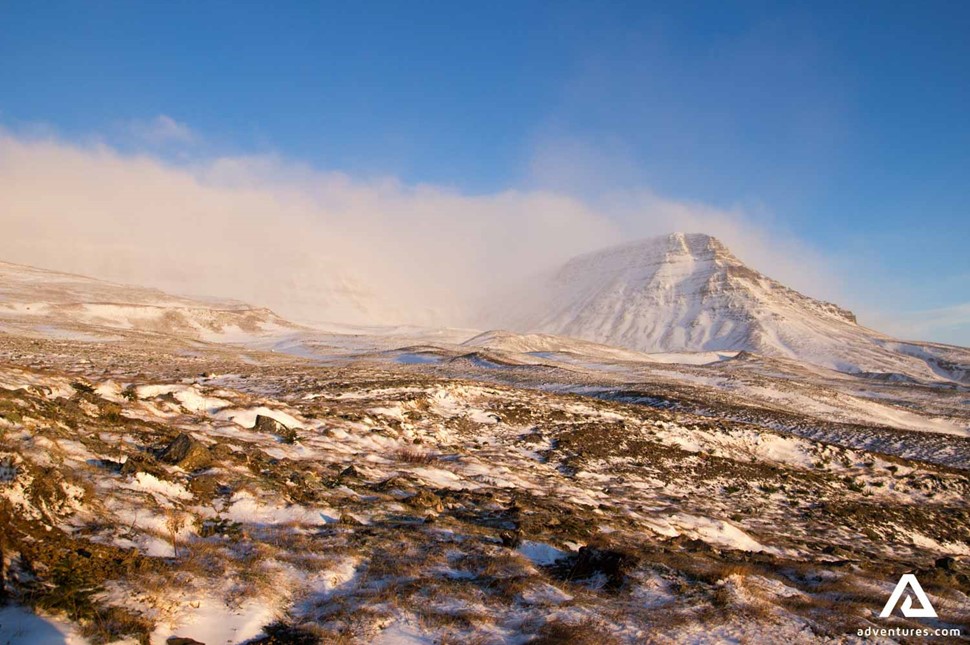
1,1,969,343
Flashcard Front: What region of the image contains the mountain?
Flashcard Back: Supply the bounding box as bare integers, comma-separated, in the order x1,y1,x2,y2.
510,233,970,383
0,260,298,341
4,246,968,384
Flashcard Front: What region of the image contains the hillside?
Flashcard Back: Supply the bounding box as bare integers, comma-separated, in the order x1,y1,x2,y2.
511,233,970,383
0,260,298,342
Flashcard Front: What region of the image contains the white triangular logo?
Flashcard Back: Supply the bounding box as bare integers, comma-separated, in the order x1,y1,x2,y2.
879,574,937,618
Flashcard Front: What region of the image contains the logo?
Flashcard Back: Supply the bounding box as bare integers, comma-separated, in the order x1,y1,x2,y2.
879,574,937,618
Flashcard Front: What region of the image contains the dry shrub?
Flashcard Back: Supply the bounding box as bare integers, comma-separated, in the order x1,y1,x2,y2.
528,618,622,645
711,585,733,607
179,538,230,578
84,605,154,644
394,447,438,464
165,509,187,557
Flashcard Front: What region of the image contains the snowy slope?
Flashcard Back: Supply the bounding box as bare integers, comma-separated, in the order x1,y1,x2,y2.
512,233,970,382
0,260,298,340
462,329,660,362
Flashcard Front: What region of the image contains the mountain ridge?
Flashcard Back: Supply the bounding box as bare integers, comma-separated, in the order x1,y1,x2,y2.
2,244,968,383
0,259,299,340
509,232,969,383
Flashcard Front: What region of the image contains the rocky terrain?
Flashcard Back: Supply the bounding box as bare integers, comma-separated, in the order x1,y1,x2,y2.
0,257,968,644
0,328,968,643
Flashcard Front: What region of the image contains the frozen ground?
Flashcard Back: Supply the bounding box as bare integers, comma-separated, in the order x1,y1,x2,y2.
0,322,968,644
0,258,968,643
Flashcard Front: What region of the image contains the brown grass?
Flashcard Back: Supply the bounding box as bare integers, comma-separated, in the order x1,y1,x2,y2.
528,618,622,645
394,447,438,464
179,538,230,578
82,605,154,644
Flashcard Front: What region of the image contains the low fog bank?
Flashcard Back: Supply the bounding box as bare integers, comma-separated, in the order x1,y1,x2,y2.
0,131,841,330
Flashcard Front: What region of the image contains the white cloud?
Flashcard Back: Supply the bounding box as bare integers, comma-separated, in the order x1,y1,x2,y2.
126,115,196,145
0,128,847,330
523,130,844,306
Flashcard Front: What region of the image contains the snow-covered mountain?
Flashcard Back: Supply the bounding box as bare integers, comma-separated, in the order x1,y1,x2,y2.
510,233,970,382
4,244,968,384
0,260,298,341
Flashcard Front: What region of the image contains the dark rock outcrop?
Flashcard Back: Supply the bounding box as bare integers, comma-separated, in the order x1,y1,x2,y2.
158,433,212,472
253,414,298,444
549,545,638,590
500,529,522,548
936,556,958,571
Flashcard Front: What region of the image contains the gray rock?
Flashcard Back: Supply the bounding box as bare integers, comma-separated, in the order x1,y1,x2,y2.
158,433,213,472
253,414,298,443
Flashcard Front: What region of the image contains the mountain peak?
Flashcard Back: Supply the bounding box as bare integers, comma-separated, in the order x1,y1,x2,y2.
566,232,738,269
664,231,722,248
662,232,740,262
509,233,876,369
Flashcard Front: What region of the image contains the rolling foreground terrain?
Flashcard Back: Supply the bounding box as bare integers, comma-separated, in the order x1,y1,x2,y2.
0,247,969,644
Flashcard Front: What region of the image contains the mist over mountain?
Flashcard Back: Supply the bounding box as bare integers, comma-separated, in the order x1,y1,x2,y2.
0,260,298,341
496,233,970,382
3,234,967,384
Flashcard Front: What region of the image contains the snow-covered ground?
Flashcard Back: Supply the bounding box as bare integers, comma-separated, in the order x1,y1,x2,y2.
0,254,968,643
0,325,968,643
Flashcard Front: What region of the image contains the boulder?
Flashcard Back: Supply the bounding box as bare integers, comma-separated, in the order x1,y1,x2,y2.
551,545,638,590
158,433,212,472
253,414,298,443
